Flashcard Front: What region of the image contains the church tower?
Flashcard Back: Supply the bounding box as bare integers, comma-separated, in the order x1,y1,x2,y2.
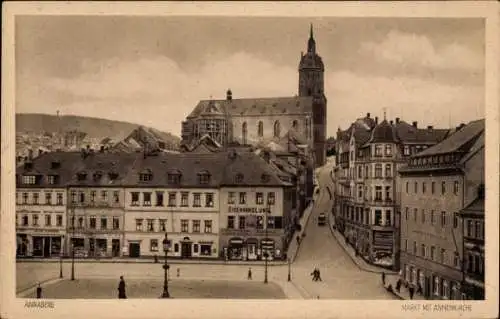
298,24,327,167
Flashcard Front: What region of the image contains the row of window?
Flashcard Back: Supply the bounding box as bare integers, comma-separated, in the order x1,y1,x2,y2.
130,192,215,208
135,218,213,233
149,239,212,255
404,208,459,228
21,175,59,185
228,192,275,205
339,144,428,164
405,180,460,196
70,190,120,205
77,216,121,230
226,215,283,230
17,214,64,227
409,153,461,167
16,192,64,205
465,218,484,240
342,207,393,226
404,265,462,300
405,240,460,268
465,251,484,275
242,119,311,142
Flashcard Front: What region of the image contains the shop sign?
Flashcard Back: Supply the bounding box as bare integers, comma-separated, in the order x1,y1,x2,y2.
228,206,270,214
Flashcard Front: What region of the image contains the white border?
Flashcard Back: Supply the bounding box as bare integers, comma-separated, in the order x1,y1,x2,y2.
1,2,499,319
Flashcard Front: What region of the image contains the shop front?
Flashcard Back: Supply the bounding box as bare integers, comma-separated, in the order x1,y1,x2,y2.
227,237,244,260
32,235,63,257
260,238,275,261
246,238,258,260
16,234,29,257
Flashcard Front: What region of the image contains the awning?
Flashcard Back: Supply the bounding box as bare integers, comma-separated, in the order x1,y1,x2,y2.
229,238,244,245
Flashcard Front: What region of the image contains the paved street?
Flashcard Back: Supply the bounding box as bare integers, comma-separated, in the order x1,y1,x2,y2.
17,163,397,300
22,278,286,299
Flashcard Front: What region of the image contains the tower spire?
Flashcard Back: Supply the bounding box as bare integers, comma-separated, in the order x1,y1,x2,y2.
307,23,316,54
310,23,314,39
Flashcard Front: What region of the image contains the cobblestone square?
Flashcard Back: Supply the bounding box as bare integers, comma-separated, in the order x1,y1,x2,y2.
21,278,287,299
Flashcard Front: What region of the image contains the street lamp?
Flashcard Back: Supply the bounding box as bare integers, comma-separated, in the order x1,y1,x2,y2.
71,207,75,281
59,235,64,278
161,233,170,298
287,258,291,282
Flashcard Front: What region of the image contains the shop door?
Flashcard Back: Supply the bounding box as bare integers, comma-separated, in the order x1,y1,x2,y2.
33,237,43,257
129,243,140,258
43,237,51,257
181,242,192,259
247,244,257,260
112,239,120,257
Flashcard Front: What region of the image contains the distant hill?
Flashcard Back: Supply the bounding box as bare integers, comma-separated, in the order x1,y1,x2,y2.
16,113,180,146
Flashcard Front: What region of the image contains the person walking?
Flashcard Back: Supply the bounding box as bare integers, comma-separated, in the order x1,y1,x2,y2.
409,285,415,300
247,267,252,280
310,268,318,281
381,272,386,285
316,268,322,282
118,276,127,299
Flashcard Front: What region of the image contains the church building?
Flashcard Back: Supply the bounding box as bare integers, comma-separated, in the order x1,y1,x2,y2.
180,25,328,167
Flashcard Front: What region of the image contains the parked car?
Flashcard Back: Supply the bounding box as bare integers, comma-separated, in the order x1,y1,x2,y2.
317,213,326,226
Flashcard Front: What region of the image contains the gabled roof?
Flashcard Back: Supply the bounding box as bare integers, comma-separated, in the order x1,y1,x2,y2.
414,119,485,157
394,121,450,144
187,96,313,119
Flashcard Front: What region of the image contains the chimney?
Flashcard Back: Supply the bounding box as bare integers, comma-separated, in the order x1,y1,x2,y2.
375,116,379,124
412,121,418,128
226,89,233,101
366,112,371,118
38,149,43,157
395,117,400,123
427,125,433,130
28,149,34,160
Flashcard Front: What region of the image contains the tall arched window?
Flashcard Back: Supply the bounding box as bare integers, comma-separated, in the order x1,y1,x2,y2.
258,121,264,137
242,122,247,145
292,120,299,130
273,121,281,138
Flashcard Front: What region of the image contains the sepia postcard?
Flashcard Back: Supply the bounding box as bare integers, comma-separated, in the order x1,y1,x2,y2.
1,2,499,319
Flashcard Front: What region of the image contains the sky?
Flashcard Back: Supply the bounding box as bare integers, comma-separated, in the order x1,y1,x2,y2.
15,16,485,137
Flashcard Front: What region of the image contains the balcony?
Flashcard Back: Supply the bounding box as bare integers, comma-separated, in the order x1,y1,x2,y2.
369,199,394,207
69,201,121,208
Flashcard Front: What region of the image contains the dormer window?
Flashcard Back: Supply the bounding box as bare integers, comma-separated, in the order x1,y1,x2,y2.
235,173,244,183
77,171,87,181
93,171,103,182
261,174,270,183
167,170,182,185
22,175,37,185
47,175,59,185
198,171,211,185
139,169,153,182
50,161,61,169
108,171,119,180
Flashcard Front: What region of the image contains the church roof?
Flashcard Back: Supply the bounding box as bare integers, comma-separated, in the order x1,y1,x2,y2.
187,96,314,119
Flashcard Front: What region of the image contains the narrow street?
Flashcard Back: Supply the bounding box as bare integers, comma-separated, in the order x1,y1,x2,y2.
288,163,398,299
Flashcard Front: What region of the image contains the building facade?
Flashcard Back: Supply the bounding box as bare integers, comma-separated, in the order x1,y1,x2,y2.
181,25,327,167
459,184,485,300
15,152,83,257
334,114,450,268
398,119,484,300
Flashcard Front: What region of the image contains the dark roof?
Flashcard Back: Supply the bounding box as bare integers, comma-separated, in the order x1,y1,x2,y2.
393,121,450,144
368,120,398,144
299,52,325,71
16,152,85,188
187,96,313,119
414,119,485,157
458,197,484,217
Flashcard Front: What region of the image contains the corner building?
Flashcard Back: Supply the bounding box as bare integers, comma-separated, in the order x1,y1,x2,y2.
399,119,484,300
219,151,296,261
15,152,83,257
181,25,328,167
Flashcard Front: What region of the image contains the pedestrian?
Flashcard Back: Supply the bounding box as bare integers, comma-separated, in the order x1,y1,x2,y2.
118,276,127,299
247,267,252,280
409,285,415,300
296,235,300,245
396,279,402,293
417,282,422,295
36,283,42,299
177,268,180,277
310,268,318,281
381,272,386,285
316,269,322,282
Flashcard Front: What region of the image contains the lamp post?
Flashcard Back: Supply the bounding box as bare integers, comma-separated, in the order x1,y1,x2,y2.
59,235,64,278
287,258,291,282
161,233,170,298
71,207,75,281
